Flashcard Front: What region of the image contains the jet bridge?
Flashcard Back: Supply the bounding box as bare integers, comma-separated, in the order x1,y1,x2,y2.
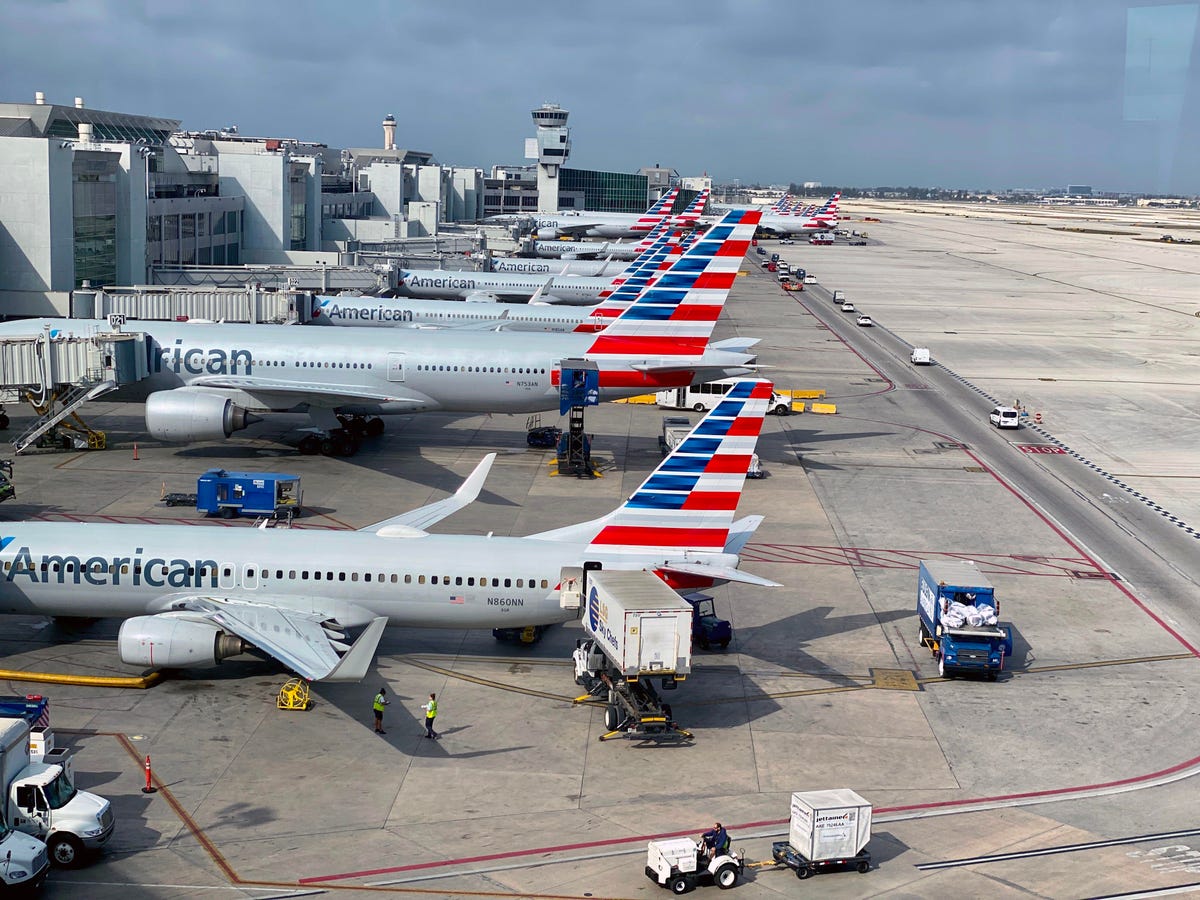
0,321,151,453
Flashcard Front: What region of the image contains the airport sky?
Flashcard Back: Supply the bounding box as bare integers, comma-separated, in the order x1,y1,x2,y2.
3,0,1199,194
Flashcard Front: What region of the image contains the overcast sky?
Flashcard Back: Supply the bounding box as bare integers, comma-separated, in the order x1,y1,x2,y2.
3,0,1199,193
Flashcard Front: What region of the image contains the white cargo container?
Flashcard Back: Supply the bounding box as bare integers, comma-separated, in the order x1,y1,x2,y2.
789,789,872,862
583,571,692,680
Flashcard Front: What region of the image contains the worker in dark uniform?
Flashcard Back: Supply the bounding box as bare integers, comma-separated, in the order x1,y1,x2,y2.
700,822,729,861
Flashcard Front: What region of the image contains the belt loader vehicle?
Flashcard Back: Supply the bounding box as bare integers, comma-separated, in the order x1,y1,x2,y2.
571,570,694,742
771,789,872,879
917,560,1013,679
0,717,114,869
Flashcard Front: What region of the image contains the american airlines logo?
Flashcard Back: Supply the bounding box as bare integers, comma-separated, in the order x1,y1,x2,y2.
3,544,219,589
405,275,478,290
319,301,413,323
493,261,554,274
151,339,252,375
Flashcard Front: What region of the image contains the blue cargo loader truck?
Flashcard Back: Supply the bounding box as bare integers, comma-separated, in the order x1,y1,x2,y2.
195,469,302,520
916,560,1013,680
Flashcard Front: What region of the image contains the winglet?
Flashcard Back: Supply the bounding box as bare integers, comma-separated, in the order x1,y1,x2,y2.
360,453,496,533
322,616,388,682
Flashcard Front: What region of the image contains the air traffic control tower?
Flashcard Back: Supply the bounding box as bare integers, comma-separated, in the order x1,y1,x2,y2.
529,103,570,212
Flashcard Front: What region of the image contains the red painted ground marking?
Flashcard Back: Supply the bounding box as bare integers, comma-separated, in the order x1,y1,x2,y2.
741,545,1097,578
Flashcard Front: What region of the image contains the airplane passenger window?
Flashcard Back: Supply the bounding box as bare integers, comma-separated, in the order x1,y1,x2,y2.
431,575,439,585
455,576,463,585
504,578,511,588
314,571,322,580
363,573,370,582
404,575,411,584
338,572,346,581
541,579,549,589
302,571,309,580
418,575,426,584
389,574,396,583
247,568,255,578
516,579,523,587
467,577,475,586
351,573,358,582
286,570,293,579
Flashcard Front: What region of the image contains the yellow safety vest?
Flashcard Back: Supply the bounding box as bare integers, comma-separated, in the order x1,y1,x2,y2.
426,699,438,717
373,693,386,712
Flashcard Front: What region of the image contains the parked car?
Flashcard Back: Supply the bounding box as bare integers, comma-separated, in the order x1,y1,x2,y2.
779,238,795,245
856,315,873,327
989,406,1021,429
840,301,855,312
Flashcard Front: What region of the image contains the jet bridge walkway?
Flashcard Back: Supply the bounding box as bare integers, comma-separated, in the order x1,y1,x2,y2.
0,324,151,453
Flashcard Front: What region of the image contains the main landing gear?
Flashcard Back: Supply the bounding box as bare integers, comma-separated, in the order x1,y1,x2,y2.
296,416,384,457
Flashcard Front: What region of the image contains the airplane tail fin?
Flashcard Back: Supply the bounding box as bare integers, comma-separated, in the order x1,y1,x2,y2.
676,187,710,222
576,228,700,332
529,380,773,554
632,185,680,231
583,209,760,357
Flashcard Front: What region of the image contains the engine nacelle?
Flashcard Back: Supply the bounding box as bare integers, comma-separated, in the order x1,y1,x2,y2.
119,615,252,668
536,226,563,240
145,390,259,442
464,291,502,303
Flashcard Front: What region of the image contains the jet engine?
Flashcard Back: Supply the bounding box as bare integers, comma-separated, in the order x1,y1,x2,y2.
118,615,252,668
464,291,502,303
145,389,260,442
536,227,563,240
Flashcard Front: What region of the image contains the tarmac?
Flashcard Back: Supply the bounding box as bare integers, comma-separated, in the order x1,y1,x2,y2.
3,201,1200,898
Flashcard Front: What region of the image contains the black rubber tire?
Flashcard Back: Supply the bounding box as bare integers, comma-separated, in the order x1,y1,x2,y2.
857,860,870,873
332,434,355,457
0,414,9,429
716,863,738,888
719,639,730,650
796,866,812,880
604,705,620,731
298,435,320,455
366,417,385,437
220,506,236,520
319,438,334,456
48,833,84,868
693,403,706,412
670,874,690,894
774,404,790,416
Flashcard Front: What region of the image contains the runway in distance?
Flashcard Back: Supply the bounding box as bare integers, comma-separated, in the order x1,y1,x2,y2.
0,380,778,682
0,210,761,455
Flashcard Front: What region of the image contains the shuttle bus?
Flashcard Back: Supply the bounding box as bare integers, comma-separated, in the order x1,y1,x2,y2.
657,379,792,416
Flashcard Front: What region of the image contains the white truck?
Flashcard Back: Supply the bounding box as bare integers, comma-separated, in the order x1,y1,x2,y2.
645,836,744,892
0,718,114,868
0,819,48,892
659,414,763,479
573,570,694,742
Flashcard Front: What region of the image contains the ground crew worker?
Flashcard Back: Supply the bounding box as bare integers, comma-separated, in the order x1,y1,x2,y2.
372,686,389,734
422,692,439,739
700,822,729,862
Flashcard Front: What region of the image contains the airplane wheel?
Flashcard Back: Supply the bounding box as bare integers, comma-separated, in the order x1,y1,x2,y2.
0,414,9,429
319,438,334,456
366,417,385,437
331,433,356,457
298,435,321,455
346,417,369,437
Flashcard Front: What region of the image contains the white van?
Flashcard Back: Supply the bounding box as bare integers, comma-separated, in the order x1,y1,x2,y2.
910,347,931,365
657,380,792,416
989,406,1020,429
803,274,817,284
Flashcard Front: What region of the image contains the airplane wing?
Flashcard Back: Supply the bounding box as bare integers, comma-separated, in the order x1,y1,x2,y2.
174,596,388,682
360,453,496,533
188,376,422,408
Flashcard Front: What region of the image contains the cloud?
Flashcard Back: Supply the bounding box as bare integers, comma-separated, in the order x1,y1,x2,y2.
2,0,1197,191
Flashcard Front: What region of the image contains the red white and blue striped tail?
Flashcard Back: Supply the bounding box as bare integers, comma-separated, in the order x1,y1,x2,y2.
632,185,680,231
576,228,699,332
675,188,710,222
584,209,760,357
578,380,774,555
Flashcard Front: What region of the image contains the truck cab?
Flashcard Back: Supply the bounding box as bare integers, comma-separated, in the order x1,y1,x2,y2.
2,719,114,869
0,820,48,891
916,560,1013,680
685,593,733,650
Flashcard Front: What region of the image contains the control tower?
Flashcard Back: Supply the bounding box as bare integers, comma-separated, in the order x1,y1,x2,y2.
530,103,570,212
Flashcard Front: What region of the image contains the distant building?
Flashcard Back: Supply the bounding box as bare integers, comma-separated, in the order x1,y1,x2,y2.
1066,184,1093,196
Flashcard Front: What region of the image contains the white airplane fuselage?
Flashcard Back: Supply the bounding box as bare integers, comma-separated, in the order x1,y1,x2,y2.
0,524,734,628
309,296,602,334
397,269,610,305
2,318,752,415
492,258,628,277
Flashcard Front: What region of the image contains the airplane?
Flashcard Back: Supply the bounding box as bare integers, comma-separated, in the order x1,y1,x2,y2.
0,379,779,682
757,194,840,236
0,210,762,456
497,190,711,276
310,226,703,334
486,185,681,240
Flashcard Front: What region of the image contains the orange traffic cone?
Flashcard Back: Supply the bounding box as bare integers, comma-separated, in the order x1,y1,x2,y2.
133,442,139,460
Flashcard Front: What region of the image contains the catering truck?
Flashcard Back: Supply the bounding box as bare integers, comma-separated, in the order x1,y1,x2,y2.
572,569,694,742
916,560,1013,679
0,717,114,868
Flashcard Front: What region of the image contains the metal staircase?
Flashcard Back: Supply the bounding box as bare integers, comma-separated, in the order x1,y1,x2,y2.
14,379,117,453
